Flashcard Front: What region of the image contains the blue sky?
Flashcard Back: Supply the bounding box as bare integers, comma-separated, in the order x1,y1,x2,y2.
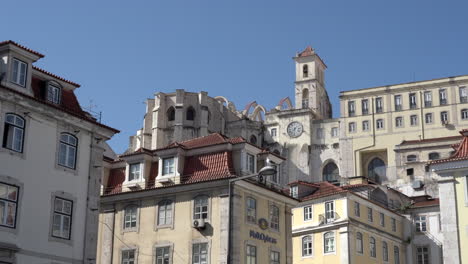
4,0,468,153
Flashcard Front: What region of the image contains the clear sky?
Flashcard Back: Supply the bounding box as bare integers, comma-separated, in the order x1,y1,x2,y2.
4,0,468,153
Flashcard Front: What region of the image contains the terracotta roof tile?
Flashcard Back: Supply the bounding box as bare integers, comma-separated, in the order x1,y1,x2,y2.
146,162,158,188
288,181,319,188
430,130,468,164
33,66,80,87
105,168,125,195
0,40,44,58
301,182,347,201
411,198,439,208
400,135,462,145
298,46,315,57
182,151,235,183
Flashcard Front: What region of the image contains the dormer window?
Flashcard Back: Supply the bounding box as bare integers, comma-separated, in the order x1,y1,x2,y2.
11,58,27,87
47,83,61,104
128,163,141,181
290,186,298,198
162,157,175,175
246,153,255,173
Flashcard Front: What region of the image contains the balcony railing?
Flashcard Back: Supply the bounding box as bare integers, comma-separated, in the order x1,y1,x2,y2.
440,98,447,105
395,105,402,111
410,104,417,109
424,101,432,107
461,97,468,103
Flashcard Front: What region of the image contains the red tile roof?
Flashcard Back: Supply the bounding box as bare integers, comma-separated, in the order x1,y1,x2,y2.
182,151,235,183
163,133,245,150
288,180,319,188
119,148,153,158
146,162,158,188
298,46,315,57
105,168,125,195
400,135,462,145
429,130,468,164
33,66,80,87
0,40,45,58
411,198,439,208
301,182,347,201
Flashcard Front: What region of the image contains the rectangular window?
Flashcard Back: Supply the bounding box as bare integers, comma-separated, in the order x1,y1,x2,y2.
247,154,255,173
354,201,360,217
270,128,277,137
58,134,78,169
52,197,73,239
47,83,61,104
348,122,356,133
246,244,257,264
407,168,414,176
460,86,467,103
380,212,385,227
376,119,384,129
462,109,468,120
410,115,418,126
425,113,433,124
415,215,427,232
439,89,447,105
155,246,170,264
391,218,397,232
162,158,175,175
121,249,136,264
290,186,298,198
395,117,403,128
331,127,338,137
325,201,335,223
441,111,448,123
409,93,417,109
11,58,27,87
362,121,369,131
394,95,402,111
129,163,141,181
304,206,313,221
348,101,356,117
362,99,369,115
416,246,429,264
246,197,256,223
376,97,383,113
192,243,208,264
0,182,18,228
270,250,280,264
269,205,279,230
368,207,373,222
3,114,25,153
424,91,432,107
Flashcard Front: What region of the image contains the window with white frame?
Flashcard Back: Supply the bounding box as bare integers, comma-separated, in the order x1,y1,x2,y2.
407,154,417,162
304,206,312,221
362,99,369,114
394,246,400,264
348,122,356,133
391,217,396,232
121,249,136,264
155,246,170,264
192,243,208,264
123,205,138,229
354,201,360,217
395,116,403,128
348,101,356,117
128,163,141,181
416,246,429,264
52,197,73,239
302,235,313,256
58,133,78,169
376,97,383,113
439,89,447,105
331,127,338,137
362,120,370,131
0,182,19,228
409,93,417,109
324,232,335,253
47,83,61,104
11,58,27,87
158,200,172,226
162,157,175,175
376,119,384,129
460,86,468,103
410,115,418,126
290,186,298,198
394,95,402,111
441,111,448,123
370,237,376,258
270,250,280,264
462,109,468,120
246,153,255,173
415,215,427,232
424,91,432,107
246,244,257,264
383,241,389,262
271,128,277,137
194,196,208,220
246,197,256,223
356,232,363,253
325,201,334,223
3,113,25,152
270,205,279,230
425,113,433,124
380,212,385,227
368,207,373,222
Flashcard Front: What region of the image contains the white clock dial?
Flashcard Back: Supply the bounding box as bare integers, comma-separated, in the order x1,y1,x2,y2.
287,122,303,138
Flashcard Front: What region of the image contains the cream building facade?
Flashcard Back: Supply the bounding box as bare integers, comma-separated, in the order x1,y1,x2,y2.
0,41,118,264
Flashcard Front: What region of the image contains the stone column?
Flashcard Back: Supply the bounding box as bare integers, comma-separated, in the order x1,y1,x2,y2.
439,178,461,264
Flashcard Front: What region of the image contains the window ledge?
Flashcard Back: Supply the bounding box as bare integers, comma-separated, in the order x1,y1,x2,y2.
0,148,25,160
48,235,74,246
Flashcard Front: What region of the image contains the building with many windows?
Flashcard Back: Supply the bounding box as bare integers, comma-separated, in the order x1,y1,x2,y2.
0,41,118,263
98,133,297,264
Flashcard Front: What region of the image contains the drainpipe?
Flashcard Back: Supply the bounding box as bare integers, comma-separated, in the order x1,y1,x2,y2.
353,98,376,176
84,131,95,264
419,91,425,140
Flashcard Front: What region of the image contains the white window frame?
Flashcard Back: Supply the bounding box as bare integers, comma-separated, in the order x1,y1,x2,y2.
128,163,141,181
354,201,360,217
368,207,373,222
11,58,27,87
391,218,397,232
439,89,447,104
376,97,383,112
270,249,280,264
0,182,19,228
394,95,402,110
376,119,384,129
462,109,468,120
424,91,432,106
3,113,25,153
290,186,298,198
47,83,61,104
383,241,389,262
246,153,255,173
356,232,363,254
271,128,277,137
246,197,257,224
193,195,209,220
425,113,433,124
416,246,430,264
331,127,338,137
362,99,369,114
162,157,175,175
58,133,78,169
302,235,313,257
121,249,136,264
348,122,356,133
441,111,448,122
325,201,335,223
246,244,257,264
395,116,403,128
304,205,313,221
409,93,417,108
415,215,427,232
410,115,418,126
380,212,385,227
157,200,173,226
123,205,138,230
269,204,279,230
362,120,369,131
370,236,376,258
323,231,335,254
348,101,356,116
155,246,171,264
52,197,73,240
192,242,209,264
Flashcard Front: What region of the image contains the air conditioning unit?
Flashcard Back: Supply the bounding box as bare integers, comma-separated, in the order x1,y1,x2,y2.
192,218,206,229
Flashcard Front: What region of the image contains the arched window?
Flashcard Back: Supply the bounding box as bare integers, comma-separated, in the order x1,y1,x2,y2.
407,154,417,162
194,195,209,220
167,107,175,121
302,235,313,256
382,241,388,261
323,162,339,182
303,64,309,78
324,232,335,253
58,133,78,169
3,113,25,152
367,158,386,184
369,237,376,258
123,205,138,229
250,135,257,145
158,200,173,226
269,205,279,230
356,232,363,253
186,106,195,121
302,89,309,108
428,152,440,160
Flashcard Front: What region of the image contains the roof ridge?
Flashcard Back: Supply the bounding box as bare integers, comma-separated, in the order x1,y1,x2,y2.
0,40,45,58
32,66,80,87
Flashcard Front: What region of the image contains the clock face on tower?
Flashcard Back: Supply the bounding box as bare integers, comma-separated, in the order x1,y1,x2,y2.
287,121,303,138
